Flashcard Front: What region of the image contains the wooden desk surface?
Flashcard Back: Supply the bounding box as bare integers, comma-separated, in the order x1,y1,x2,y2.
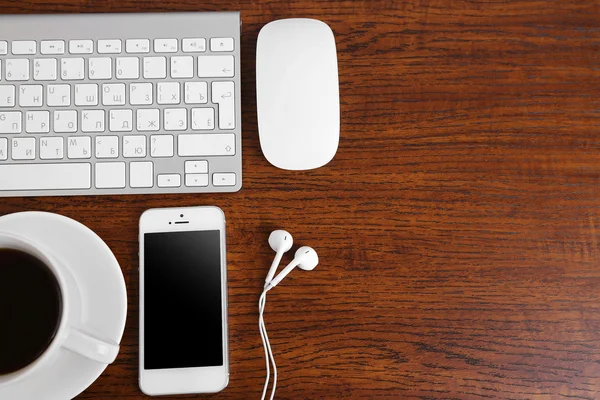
1,0,599,398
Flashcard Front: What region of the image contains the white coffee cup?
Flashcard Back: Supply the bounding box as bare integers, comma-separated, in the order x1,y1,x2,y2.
0,231,120,386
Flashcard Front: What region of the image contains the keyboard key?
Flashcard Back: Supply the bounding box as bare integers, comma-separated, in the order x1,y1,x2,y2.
116,57,139,79
11,137,35,160
198,55,234,78
182,38,206,53
47,85,71,106
184,82,207,104
130,161,153,188
158,174,180,188
212,81,235,129
39,137,64,159
210,37,234,52
67,136,91,159
126,39,150,54
0,111,22,133
164,108,187,131
0,138,6,160
150,134,173,157
109,109,133,132
137,109,160,131
25,111,50,133
185,174,208,187
19,85,43,107
12,41,36,55
0,41,7,55
61,58,85,80
178,133,235,156
95,162,126,188
213,172,236,186
154,39,177,53
0,85,15,107
89,58,112,80
6,59,30,81
130,83,152,105
102,83,126,106
81,110,105,132
0,163,91,191
143,57,166,79
171,56,194,78
97,39,122,54
33,59,58,81
41,40,65,55
185,160,208,174
75,84,99,106
69,40,93,54
95,136,119,158
157,82,180,104
123,135,146,158
191,108,215,130
53,110,77,132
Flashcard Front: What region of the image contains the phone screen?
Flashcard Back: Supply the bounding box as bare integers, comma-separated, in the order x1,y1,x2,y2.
144,230,223,370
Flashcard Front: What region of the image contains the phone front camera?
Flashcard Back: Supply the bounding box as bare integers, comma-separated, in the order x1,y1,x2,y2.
180,214,184,217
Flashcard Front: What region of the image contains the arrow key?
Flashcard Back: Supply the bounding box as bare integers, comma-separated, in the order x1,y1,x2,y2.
213,172,236,187
185,160,208,174
158,174,181,188
185,173,209,187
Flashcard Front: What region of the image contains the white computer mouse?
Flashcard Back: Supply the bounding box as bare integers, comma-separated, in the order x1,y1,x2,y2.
256,18,340,171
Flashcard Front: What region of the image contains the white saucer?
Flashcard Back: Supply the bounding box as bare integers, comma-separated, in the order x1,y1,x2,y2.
0,211,127,400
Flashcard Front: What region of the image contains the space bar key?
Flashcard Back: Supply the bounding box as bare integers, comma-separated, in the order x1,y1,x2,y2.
0,163,91,191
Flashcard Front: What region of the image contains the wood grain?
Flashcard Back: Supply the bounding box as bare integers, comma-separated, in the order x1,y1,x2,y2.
1,0,600,398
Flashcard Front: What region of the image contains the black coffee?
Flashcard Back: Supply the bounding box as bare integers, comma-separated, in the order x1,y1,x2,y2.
0,249,62,375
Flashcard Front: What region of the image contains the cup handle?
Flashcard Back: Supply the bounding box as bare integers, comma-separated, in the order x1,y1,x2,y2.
62,328,120,364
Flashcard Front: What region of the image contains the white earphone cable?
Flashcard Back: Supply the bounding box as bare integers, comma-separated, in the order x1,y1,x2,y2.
259,292,270,400
260,232,318,399
259,289,278,400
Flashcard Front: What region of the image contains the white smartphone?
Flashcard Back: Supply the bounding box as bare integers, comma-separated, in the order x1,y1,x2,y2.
139,206,229,396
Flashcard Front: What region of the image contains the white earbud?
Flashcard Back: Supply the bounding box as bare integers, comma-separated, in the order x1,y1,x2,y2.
265,246,318,291
264,230,293,286
260,235,320,400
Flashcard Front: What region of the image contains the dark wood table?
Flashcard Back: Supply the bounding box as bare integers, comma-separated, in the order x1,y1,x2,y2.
2,0,600,398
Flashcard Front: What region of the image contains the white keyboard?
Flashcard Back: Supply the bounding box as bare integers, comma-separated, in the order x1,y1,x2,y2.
0,12,241,197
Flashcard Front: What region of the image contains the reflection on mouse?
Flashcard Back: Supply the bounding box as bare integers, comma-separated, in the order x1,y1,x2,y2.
256,19,340,171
